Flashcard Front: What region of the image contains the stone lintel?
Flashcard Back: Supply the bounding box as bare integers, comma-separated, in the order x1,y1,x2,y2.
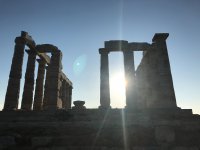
38,53,51,65
104,40,128,51
35,44,59,53
36,49,69,86
128,42,151,51
152,33,169,42
21,31,36,48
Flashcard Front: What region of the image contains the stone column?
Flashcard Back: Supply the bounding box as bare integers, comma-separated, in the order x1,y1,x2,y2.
4,37,26,111
21,50,36,110
44,51,62,110
33,59,46,110
152,33,177,108
61,80,67,109
68,86,72,109
123,49,137,109
62,82,71,109
61,80,72,109
99,48,111,109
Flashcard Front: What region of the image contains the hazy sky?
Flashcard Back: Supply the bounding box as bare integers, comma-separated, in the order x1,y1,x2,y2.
0,0,199,114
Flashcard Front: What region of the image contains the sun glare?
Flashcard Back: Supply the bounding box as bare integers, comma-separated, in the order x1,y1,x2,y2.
110,72,126,108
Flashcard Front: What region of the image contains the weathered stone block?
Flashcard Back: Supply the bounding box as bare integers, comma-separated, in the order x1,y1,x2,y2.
105,40,128,51
132,146,160,150
0,136,16,147
155,126,175,144
172,147,199,150
32,137,52,147
172,147,188,150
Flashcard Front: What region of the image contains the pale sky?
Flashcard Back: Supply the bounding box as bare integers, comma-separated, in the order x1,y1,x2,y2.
0,0,199,114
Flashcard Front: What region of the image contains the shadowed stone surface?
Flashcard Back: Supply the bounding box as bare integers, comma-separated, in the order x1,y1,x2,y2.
99,48,111,109
33,59,46,110
21,50,36,110
99,33,177,110
0,109,199,149
4,37,26,110
1,32,200,150
72,100,86,110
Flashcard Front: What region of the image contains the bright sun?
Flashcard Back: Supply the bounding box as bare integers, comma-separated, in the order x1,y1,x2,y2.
110,72,126,108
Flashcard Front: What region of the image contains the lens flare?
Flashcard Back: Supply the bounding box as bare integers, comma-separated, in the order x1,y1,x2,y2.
73,54,87,76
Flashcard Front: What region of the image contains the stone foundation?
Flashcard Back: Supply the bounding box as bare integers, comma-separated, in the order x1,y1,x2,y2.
0,109,199,149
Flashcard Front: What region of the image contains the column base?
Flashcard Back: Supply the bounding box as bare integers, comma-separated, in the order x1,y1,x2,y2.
98,105,111,110
3,108,18,111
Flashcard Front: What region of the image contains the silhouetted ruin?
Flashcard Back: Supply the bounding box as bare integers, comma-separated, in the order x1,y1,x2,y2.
0,32,199,149
4,31,72,111
99,33,177,110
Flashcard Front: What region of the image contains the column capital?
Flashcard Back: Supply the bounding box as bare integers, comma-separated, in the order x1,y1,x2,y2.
152,33,169,42
99,48,109,54
15,37,26,45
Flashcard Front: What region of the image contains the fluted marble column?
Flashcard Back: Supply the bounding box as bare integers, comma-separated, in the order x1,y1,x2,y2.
4,37,26,111
44,51,62,110
61,80,67,109
21,50,36,110
33,59,46,110
123,49,137,109
99,48,111,109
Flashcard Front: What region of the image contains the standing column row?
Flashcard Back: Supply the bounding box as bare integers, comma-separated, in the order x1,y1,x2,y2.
4,37,26,110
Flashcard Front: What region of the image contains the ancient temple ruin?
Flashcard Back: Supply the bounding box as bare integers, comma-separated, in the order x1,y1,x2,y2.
99,33,177,110
3,31,72,111
0,32,200,149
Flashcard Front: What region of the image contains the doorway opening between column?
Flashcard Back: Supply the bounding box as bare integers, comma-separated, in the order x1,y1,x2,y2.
109,51,143,108
109,52,126,108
